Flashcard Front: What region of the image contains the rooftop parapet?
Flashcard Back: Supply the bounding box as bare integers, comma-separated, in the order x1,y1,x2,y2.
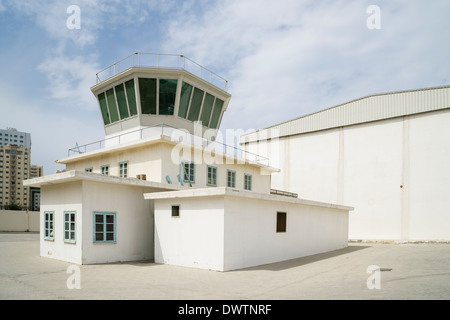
64,124,271,168
95,52,229,91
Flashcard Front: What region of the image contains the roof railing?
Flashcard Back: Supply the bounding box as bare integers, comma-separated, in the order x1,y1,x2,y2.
67,124,269,166
95,52,229,91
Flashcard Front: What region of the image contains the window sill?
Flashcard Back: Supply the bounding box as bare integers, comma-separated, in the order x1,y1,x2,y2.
93,241,117,244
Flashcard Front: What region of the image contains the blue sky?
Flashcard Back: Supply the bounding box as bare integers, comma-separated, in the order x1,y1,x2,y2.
0,0,449,174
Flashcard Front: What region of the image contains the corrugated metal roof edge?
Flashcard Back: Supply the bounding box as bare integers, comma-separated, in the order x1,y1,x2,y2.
241,84,450,141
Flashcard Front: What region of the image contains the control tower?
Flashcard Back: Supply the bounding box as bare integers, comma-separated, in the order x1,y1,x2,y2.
91,53,231,141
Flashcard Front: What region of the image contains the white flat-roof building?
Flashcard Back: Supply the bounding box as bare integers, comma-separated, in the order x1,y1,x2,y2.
241,85,450,242
25,53,353,271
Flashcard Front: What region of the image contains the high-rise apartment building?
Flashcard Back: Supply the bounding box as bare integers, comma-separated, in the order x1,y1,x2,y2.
0,128,33,209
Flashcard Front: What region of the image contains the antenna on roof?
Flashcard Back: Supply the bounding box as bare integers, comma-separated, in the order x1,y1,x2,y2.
75,142,82,154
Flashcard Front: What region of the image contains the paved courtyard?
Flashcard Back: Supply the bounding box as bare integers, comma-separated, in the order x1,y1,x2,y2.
1,232,449,300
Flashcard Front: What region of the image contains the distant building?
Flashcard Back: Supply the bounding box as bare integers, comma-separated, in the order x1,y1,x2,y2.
30,165,43,179
241,85,450,242
0,128,42,210
30,187,41,212
0,128,31,148
29,166,43,211
0,143,31,209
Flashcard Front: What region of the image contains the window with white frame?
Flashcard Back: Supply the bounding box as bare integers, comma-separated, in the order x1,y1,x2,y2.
64,211,76,243
119,161,128,178
207,166,217,186
93,212,116,243
44,211,54,240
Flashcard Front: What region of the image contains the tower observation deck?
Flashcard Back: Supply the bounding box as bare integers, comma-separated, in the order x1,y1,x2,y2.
91,53,231,140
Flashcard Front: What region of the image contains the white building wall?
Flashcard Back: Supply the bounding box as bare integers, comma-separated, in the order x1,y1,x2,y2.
66,145,163,183
0,210,39,232
153,196,225,271
246,109,450,241
39,178,155,265
80,181,154,264
159,143,272,192
223,195,349,271
40,181,83,264
343,118,403,240
66,141,272,193
280,129,340,203
407,110,450,240
150,189,351,271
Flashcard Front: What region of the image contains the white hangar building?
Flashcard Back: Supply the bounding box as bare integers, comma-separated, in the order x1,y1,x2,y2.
241,85,450,242
25,53,353,271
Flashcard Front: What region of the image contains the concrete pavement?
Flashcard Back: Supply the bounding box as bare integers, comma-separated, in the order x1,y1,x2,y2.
1,232,449,300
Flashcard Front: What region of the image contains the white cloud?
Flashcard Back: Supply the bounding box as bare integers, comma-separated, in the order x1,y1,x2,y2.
0,0,183,174
2,0,160,49
36,54,100,110
4,0,93,48
3,0,180,112
2,0,450,173
161,0,450,132
0,80,104,174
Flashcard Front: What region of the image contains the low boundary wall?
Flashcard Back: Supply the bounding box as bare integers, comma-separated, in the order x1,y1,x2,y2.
0,210,40,232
